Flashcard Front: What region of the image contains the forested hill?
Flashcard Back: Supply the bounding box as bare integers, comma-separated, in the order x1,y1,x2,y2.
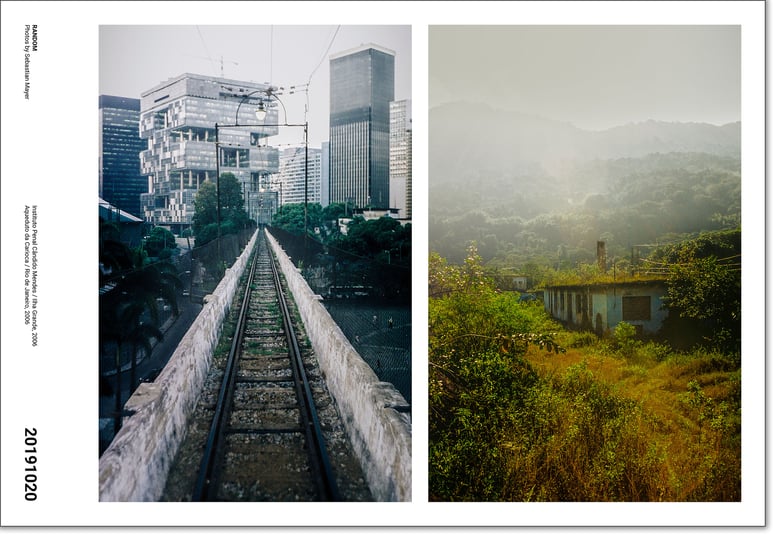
429,102,741,266
430,102,739,179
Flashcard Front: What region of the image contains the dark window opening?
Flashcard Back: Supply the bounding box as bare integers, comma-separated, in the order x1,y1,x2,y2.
623,296,651,321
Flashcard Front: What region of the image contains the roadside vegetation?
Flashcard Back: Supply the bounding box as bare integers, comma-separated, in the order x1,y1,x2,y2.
428,244,740,502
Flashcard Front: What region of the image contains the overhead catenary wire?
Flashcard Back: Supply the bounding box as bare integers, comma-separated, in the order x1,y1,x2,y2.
303,25,340,121
195,26,218,77
638,255,741,267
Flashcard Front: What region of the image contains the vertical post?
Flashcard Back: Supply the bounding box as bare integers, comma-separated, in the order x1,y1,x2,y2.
215,122,222,269
304,122,309,234
304,122,309,258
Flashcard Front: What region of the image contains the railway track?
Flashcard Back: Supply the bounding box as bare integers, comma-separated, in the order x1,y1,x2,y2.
162,234,371,501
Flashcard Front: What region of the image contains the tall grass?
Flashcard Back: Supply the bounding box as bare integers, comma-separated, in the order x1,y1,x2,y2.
430,317,741,501
428,252,740,502
501,349,740,501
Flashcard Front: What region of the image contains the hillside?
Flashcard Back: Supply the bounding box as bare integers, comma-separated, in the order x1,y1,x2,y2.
429,103,741,265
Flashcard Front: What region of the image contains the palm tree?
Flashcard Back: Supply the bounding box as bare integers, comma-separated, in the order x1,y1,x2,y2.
99,297,162,434
99,221,183,434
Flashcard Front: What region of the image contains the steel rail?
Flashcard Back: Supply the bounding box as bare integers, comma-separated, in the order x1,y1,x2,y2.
269,248,342,502
190,237,340,501
191,247,259,501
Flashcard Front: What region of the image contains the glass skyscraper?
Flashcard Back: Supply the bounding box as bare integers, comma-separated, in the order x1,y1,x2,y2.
329,44,395,210
99,95,147,218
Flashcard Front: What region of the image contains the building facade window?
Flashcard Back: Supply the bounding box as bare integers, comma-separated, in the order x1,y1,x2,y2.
622,295,652,321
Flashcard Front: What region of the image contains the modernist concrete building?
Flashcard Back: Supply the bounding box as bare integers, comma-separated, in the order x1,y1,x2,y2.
329,44,395,210
543,280,669,336
99,95,147,218
389,99,412,221
139,73,279,233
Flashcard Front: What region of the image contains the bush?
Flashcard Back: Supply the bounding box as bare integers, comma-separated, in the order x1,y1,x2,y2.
429,248,562,500
503,361,667,501
637,341,672,362
613,321,639,358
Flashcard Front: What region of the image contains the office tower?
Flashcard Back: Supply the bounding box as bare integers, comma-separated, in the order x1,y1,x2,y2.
329,44,395,210
276,146,322,205
99,95,146,218
139,73,279,233
320,141,330,207
389,99,412,220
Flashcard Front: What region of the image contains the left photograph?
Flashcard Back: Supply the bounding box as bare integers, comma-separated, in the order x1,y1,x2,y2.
98,25,412,502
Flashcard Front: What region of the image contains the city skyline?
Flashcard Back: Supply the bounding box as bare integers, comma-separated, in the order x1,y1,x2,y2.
100,25,411,148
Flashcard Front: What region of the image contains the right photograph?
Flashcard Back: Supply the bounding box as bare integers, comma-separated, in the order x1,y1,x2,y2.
428,25,742,502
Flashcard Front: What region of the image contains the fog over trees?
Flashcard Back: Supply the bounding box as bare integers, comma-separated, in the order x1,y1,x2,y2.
429,103,741,268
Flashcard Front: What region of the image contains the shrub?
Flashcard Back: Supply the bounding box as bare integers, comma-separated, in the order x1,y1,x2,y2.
429,248,562,500
613,321,639,358
636,341,673,362
504,361,668,501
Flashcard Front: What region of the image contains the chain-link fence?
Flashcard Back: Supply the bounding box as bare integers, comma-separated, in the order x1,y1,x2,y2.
267,226,412,405
182,228,257,303
99,228,256,454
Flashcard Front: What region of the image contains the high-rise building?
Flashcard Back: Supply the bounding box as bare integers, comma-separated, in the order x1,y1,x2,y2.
275,146,322,206
329,44,395,210
389,99,412,220
139,73,279,233
320,141,330,207
99,95,146,218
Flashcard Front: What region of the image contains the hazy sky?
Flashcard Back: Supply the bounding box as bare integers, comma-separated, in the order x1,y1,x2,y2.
100,25,411,147
429,25,740,130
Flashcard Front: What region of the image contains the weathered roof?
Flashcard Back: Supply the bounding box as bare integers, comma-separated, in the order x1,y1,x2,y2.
543,279,667,291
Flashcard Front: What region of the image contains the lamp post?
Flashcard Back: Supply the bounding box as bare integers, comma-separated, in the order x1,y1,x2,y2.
214,88,308,263
214,88,309,251
254,90,309,240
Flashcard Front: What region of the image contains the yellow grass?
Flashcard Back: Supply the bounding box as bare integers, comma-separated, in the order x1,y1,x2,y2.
519,343,741,501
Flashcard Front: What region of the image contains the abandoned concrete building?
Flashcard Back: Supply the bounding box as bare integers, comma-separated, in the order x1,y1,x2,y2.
543,280,669,336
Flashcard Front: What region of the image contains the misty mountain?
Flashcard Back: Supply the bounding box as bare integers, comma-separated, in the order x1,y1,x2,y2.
430,102,740,186
428,102,741,264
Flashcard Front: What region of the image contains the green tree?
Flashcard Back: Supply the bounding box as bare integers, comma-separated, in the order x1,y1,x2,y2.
322,201,352,222
665,255,740,351
271,202,324,236
100,222,183,433
428,245,562,500
144,226,177,258
100,297,163,433
330,216,411,266
192,173,250,245
656,229,741,351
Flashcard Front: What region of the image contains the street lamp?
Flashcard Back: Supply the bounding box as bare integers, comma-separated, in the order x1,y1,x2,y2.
214,87,308,265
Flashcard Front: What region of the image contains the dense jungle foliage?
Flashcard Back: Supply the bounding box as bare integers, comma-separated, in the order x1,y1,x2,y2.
430,152,740,267
428,244,741,502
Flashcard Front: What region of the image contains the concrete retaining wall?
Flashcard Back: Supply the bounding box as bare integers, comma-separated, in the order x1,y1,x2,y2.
266,230,412,501
99,231,258,501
